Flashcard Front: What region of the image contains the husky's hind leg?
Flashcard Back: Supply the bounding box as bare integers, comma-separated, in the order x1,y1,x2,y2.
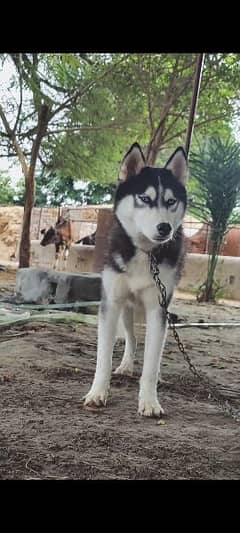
114,304,137,376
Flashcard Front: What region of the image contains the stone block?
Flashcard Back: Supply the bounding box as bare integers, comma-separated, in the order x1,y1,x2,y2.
15,268,101,304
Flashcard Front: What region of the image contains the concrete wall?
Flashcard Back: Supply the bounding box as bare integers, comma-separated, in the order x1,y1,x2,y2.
178,253,240,300
30,241,95,273
30,242,240,300
0,205,101,261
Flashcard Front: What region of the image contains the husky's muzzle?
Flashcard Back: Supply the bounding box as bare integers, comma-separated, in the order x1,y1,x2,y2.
153,222,173,243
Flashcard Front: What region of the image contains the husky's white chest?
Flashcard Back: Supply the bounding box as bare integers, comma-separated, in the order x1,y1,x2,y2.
103,250,176,306
127,250,153,292
128,251,176,295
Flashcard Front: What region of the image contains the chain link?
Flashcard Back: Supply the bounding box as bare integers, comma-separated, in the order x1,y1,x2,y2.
149,252,240,423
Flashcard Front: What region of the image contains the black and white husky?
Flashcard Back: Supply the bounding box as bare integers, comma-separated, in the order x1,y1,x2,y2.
84,143,188,417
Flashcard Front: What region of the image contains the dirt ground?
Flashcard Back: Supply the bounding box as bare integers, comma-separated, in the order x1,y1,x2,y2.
0,269,240,480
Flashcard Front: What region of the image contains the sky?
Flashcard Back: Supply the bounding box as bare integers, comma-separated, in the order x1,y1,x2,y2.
0,157,22,186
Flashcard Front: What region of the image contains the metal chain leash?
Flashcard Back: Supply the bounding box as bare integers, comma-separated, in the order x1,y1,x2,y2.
149,252,240,423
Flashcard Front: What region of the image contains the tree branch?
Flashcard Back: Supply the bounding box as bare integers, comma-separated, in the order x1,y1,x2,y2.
45,123,126,136
12,54,23,134
29,103,50,178
163,101,193,139
78,53,94,65
146,69,195,163
0,103,29,177
162,113,229,146
37,152,49,167
38,75,69,94
0,151,32,159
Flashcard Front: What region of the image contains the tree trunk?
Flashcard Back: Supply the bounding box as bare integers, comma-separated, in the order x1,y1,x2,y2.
197,226,224,302
18,103,50,268
145,119,166,166
18,168,35,268
146,143,159,166
146,131,165,166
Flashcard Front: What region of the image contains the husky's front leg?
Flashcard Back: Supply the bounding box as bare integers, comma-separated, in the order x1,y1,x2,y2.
84,298,122,407
138,301,168,417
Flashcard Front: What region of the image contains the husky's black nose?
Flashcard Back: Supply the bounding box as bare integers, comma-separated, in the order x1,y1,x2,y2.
156,223,171,238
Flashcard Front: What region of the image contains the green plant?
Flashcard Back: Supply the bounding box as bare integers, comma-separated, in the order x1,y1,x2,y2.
189,136,240,302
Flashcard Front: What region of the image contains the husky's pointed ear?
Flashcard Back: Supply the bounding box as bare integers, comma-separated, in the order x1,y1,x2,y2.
119,143,146,181
165,147,188,185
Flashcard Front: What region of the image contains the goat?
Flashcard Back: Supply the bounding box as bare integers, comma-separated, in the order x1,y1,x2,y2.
75,230,96,246
40,216,72,270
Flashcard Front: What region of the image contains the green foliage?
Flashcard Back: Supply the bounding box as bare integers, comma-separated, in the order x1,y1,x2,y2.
42,53,240,181
0,173,17,205
189,136,240,301
189,136,240,226
78,181,116,205
2,53,240,200
14,173,116,207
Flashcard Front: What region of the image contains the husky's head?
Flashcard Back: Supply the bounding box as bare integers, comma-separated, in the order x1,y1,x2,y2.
114,143,187,252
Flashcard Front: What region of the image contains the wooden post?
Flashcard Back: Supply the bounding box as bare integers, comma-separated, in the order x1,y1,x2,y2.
93,208,114,272
185,53,205,158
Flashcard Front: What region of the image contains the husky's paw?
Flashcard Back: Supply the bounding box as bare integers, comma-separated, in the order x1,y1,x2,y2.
83,389,108,408
138,399,164,418
114,360,134,376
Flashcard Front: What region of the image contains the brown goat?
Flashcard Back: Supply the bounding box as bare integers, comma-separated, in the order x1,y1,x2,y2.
40,216,72,270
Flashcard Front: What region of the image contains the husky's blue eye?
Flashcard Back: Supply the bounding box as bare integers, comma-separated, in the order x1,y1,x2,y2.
166,198,177,207
139,194,151,204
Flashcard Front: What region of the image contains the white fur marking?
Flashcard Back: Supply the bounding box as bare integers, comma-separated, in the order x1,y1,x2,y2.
164,188,176,202
144,186,157,202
